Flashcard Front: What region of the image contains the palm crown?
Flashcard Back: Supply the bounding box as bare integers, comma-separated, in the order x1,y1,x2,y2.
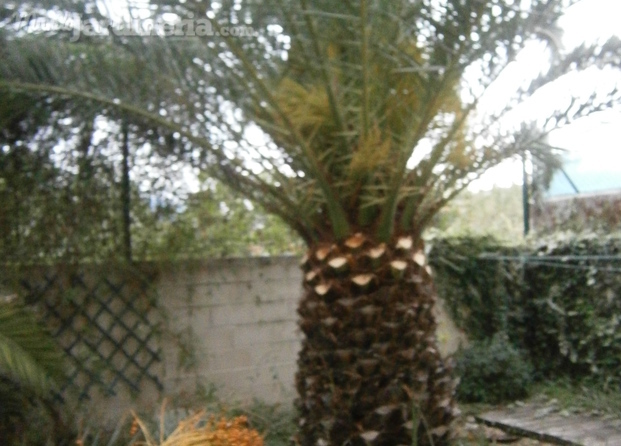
2,0,619,245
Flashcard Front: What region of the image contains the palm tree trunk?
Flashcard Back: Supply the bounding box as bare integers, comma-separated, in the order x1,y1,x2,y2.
295,233,457,446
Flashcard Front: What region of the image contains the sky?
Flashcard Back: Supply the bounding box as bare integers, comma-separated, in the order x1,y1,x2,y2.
470,0,621,192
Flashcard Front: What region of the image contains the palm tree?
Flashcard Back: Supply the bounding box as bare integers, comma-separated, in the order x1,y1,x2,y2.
0,298,67,444
2,0,620,444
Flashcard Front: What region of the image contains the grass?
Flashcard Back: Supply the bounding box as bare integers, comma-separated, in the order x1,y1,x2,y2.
529,378,621,416
452,377,621,419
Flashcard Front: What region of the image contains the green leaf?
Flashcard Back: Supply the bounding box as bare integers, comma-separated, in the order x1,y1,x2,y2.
0,301,64,397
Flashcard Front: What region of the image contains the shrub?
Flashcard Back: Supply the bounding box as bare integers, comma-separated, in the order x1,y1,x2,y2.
455,333,533,404
522,233,621,387
430,234,621,390
428,236,523,341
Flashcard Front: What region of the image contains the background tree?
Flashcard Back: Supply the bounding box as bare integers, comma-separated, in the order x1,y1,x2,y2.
2,0,621,444
0,23,214,262
0,98,194,262
144,178,304,258
430,185,524,241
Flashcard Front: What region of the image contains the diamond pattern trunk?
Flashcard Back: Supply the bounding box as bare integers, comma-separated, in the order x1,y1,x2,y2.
295,233,457,446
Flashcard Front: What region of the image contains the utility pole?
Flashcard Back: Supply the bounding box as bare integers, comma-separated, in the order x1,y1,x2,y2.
522,151,530,237
121,119,132,262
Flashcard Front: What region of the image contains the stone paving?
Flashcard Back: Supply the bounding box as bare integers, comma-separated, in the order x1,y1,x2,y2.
476,402,621,446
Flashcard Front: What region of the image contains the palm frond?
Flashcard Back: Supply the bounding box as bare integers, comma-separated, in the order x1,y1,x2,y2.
0,300,64,397
1,0,620,243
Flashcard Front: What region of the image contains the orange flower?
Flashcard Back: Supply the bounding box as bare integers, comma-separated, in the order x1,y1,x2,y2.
131,410,263,446
129,418,139,436
203,416,263,446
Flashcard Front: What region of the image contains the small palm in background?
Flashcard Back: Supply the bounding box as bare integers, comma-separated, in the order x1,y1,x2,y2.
0,296,68,445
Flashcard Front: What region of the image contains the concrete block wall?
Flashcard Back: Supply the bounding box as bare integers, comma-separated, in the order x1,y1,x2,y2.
3,256,465,418
157,256,304,404
155,256,465,406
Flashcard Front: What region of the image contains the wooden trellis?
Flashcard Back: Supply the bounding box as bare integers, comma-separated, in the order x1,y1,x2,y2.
14,264,163,400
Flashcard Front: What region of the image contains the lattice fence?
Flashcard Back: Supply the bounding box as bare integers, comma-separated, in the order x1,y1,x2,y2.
3,263,163,400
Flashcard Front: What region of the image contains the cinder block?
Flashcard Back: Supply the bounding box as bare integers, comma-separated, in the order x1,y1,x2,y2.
209,303,258,326
190,281,253,306
249,341,301,367
189,324,236,351
232,321,300,347
253,300,297,323
241,257,302,281
199,348,254,372
184,305,211,325
245,278,302,304
164,307,192,331
195,362,298,404
207,259,254,282
206,301,296,327
156,282,185,309
162,374,200,395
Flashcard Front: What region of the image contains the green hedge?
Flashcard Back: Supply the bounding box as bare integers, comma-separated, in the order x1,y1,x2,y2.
454,333,533,403
429,234,621,389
